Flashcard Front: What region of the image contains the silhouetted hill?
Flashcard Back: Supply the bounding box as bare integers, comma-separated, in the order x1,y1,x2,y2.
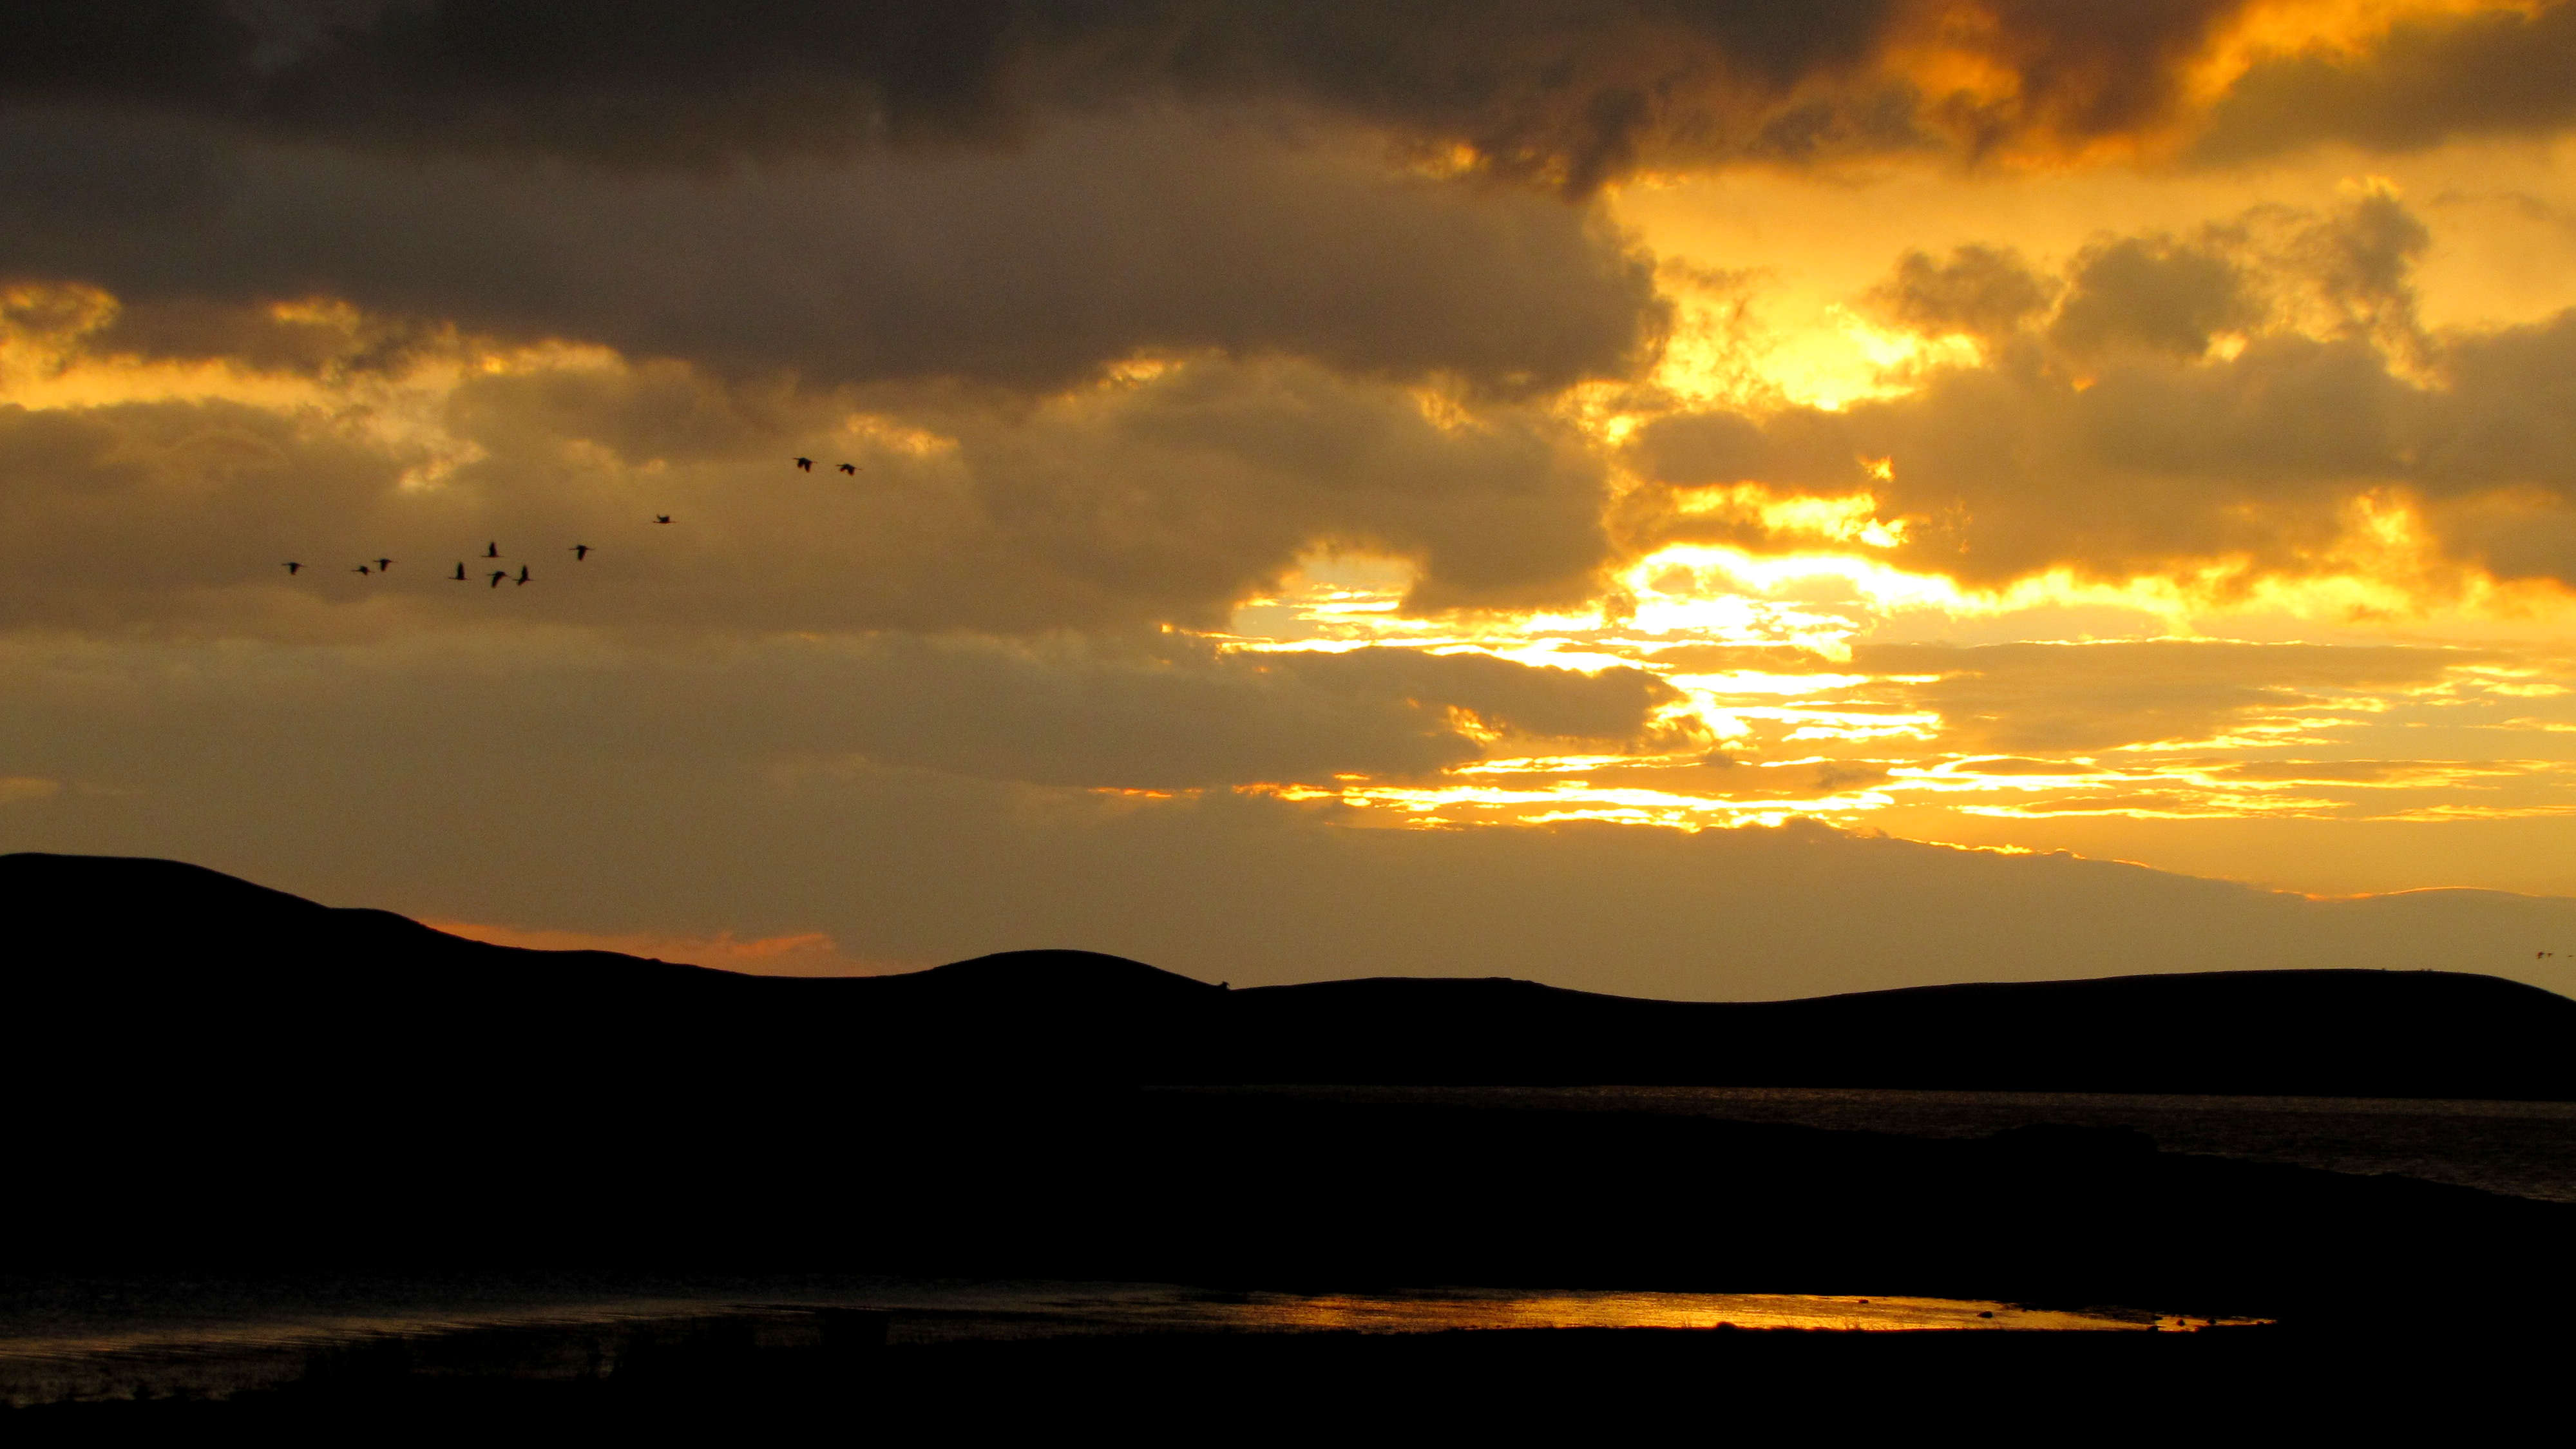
854,948,1223,1026
1222,968,2576,1097
7,852,2570,1097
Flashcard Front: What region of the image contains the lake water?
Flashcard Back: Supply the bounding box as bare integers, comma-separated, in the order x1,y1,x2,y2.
1195,1085,2576,1203
9,1086,2553,1406
0,1277,2196,1406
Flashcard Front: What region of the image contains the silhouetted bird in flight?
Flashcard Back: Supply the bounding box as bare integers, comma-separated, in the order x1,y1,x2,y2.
515,565,531,586
282,562,303,575
653,515,671,524
352,564,372,576
487,570,507,588
484,542,501,559
795,457,813,472
374,557,393,572
837,462,857,474
570,544,591,561
450,562,468,581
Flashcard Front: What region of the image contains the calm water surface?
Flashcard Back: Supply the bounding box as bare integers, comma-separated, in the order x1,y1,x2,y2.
14,1086,2540,1405
0,1277,2177,1406
1205,1085,2576,1202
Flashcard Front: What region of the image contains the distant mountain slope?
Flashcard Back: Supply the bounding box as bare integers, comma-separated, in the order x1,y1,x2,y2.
7,852,2570,1097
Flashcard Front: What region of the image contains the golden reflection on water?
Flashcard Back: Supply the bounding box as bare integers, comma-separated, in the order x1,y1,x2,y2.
1183,1290,2129,1334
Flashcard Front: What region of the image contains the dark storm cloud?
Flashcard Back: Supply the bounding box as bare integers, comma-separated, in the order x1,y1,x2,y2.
2196,3,2576,163
8,5,2559,408
22,1,2507,193
1094,0,1904,188
1924,0,2245,153
1,1,1900,186
1629,193,2576,590
88,295,444,378
0,108,1664,392
0,0,1026,160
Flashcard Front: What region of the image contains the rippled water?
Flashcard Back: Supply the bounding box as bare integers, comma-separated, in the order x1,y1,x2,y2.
0,1278,2187,1406
1212,1085,2576,1202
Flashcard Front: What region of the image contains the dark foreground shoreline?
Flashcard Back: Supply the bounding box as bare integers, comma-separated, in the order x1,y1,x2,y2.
24,1089,2576,1327
13,854,2573,1421
19,1083,2572,1426
56,1097,2576,1303
10,1312,2549,1431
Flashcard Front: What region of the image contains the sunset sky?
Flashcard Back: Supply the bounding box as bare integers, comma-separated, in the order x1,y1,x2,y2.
7,1,2576,998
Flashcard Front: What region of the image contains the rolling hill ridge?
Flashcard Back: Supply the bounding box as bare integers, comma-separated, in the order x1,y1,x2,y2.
10,851,2569,1098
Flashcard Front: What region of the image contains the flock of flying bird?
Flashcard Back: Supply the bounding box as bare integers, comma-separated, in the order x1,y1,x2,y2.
280,457,861,590
284,535,622,588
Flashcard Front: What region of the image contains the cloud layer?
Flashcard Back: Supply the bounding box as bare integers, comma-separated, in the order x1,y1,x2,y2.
11,3,2570,196
0,340,1624,634
1632,190,2576,593
2199,3,2576,162
0,108,1664,391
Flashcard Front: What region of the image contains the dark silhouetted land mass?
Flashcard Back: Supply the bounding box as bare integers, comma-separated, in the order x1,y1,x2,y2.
7,852,2574,1333
8,852,2569,1097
